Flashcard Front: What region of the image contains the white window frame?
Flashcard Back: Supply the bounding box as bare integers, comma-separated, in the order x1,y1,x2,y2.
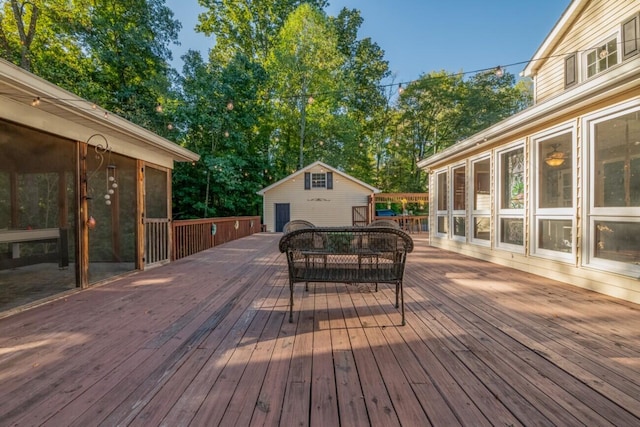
583,100,640,276
311,172,326,188
435,169,449,238
530,123,576,262
450,162,467,242
495,141,526,253
470,155,491,247
583,33,619,80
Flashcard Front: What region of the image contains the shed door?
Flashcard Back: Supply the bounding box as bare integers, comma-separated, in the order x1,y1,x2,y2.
352,206,368,226
275,203,290,232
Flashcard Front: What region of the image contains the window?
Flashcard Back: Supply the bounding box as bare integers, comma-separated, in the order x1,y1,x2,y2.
452,165,466,239
311,173,326,188
304,171,333,190
584,36,618,79
497,145,525,250
501,147,525,210
586,105,640,275
471,157,491,244
532,127,574,259
593,111,640,208
436,171,449,235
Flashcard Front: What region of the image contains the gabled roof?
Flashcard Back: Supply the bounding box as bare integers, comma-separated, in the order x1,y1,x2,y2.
0,59,199,163
257,161,380,195
523,0,587,77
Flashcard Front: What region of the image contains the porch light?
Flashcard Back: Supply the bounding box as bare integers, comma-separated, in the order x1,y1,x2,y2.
545,144,566,167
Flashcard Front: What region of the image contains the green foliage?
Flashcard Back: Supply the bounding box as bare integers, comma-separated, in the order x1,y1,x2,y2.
197,0,328,63
172,51,269,218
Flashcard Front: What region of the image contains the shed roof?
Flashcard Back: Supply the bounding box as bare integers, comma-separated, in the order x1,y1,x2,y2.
0,59,199,163
257,161,380,195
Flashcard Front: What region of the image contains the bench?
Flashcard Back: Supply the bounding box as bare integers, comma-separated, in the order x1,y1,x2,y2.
0,228,69,270
279,226,414,325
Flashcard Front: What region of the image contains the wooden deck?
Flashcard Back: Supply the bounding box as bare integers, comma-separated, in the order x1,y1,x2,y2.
1,233,639,426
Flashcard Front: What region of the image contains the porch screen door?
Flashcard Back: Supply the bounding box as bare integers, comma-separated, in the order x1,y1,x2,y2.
144,166,170,266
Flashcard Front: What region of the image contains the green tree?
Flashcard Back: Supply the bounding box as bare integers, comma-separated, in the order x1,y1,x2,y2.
172,51,269,219
0,0,181,136
328,8,390,185
0,0,93,86
197,0,328,64
77,0,180,133
265,3,344,172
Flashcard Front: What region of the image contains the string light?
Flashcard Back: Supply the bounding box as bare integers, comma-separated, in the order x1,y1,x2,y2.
12,38,637,117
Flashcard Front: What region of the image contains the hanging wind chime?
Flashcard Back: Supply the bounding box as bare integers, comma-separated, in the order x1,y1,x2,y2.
85,133,118,229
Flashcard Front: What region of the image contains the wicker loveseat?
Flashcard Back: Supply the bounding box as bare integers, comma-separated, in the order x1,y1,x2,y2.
279,226,414,325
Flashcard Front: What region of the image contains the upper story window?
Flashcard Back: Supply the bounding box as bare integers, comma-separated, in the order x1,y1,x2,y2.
584,36,618,79
304,171,333,190
311,173,326,188
564,13,639,90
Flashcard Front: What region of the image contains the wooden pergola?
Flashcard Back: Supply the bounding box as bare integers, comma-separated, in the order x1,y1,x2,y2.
369,192,429,232
371,192,430,205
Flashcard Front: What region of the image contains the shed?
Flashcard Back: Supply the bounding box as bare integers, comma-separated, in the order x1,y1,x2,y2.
257,161,380,232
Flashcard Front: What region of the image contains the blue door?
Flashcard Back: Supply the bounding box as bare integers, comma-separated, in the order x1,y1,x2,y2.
275,203,290,232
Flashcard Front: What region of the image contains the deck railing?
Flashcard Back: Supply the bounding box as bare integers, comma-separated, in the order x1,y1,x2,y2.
172,216,262,261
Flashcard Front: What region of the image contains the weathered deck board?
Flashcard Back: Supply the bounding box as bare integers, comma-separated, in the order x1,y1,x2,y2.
0,233,639,426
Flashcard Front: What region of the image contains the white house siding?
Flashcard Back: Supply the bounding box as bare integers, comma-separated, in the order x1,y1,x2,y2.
261,164,373,232
535,0,638,103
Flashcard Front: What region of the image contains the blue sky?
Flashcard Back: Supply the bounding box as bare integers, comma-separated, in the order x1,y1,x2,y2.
164,0,572,83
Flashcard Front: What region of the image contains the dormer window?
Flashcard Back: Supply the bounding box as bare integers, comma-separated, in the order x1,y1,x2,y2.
584,36,618,79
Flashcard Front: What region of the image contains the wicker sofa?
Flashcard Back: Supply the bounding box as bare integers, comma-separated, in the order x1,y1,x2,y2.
279,226,414,325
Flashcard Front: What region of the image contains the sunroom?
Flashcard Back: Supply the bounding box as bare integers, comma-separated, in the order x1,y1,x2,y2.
419,55,640,304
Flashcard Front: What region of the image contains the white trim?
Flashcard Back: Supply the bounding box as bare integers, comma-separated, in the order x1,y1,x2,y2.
450,163,467,242
582,100,640,276
531,216,575,262
585,217,640,276
495,142,526,253
582,32,620,81
469,154,492,247
434,169,449,238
